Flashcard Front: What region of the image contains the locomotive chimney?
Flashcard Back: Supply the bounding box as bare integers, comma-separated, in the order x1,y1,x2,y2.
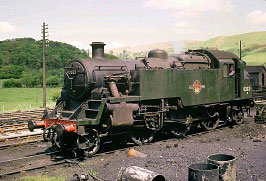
90,42,106,59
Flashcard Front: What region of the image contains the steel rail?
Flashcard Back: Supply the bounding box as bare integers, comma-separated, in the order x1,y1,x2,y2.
0,151,64,178
0,108,52,126
0,123,29,135
0,130,43,149
0,123,240,179
0,161,67,177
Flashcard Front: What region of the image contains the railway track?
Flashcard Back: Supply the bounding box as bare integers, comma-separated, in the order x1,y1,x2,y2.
254,100,266,104
0,123,29,134
253,90,266,101
0,123,240,179
0,108,52,126
0,150,65,178
0,124,43,149
0,109,53,148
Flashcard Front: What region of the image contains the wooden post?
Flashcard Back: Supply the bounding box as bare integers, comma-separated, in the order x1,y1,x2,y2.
42,22,48,108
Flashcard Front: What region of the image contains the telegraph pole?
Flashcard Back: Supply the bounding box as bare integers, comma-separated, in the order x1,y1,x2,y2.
239,40,242,60
42,22,48,108
237,40,244,60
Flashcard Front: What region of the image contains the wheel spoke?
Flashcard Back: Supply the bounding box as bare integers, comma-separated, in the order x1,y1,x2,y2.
201,118,219,130
171,124,190,138
78,129,100,157
233,110,244,125
131,128,156,146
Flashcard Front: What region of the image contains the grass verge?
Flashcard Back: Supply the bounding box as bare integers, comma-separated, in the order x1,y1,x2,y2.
0,87,60,113
20,175,66,181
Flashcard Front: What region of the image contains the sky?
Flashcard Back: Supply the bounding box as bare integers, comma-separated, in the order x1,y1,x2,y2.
0,0,266,50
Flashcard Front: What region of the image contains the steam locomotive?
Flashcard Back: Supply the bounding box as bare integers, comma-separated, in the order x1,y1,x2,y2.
29,42,253,156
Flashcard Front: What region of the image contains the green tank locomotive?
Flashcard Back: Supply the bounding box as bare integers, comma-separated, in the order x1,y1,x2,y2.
28,42,253,156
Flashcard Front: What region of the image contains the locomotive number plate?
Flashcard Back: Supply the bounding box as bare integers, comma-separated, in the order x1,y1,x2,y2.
243,86,251,91
66,69,77,75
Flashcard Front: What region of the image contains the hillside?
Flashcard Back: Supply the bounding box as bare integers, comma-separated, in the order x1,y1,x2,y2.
107,42,175,59
0,38,89,69
108,32,266,66
1,32,265,69
186,31,266,66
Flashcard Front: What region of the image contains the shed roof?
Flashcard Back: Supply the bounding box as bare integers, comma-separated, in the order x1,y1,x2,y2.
245,66,266,73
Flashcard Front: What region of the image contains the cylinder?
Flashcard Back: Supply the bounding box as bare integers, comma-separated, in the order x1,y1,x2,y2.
207,154,236,181
118,166,165,181
188,163,219,181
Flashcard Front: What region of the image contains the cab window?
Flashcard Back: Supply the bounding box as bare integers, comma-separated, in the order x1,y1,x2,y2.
228,64,235,77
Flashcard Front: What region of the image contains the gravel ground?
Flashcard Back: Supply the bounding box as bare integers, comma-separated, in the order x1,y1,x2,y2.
1,110,265,181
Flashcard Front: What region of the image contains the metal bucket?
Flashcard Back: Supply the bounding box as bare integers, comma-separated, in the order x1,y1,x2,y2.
118,166,165,181
188,163,219,181
207,154,236,181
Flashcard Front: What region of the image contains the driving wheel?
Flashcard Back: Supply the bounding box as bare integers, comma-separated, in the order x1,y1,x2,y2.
232,110,244,125
131,127,157,145
78,129,100,157
170,123,191,138
200,117,219,130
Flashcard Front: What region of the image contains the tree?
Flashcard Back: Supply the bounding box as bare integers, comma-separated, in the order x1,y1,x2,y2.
104,53,119,59
0,38,89,71
21,69,42,87
0,65,24,79
2,79,22,88
46,76,60,87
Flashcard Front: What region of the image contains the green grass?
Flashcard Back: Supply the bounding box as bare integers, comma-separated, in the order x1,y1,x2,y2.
0,79,6,88
20,175,66,181
0,87,61,113
186,31,266,66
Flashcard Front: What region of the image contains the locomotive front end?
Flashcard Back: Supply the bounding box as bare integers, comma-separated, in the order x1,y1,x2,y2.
28,42,140,155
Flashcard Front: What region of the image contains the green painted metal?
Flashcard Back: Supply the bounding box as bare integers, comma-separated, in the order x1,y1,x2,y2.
76,97,142,126
96,99,107,120
241,79,252,99
239,61,252,99
77,99,106,126
137,62,251,106
138,55,252,106
138,69,222,106
77,118,99,126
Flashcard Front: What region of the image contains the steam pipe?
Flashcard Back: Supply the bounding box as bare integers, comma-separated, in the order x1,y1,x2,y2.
109,82,120,97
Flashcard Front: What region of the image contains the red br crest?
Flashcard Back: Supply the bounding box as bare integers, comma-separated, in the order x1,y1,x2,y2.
189,80,205,94
194,80,201,94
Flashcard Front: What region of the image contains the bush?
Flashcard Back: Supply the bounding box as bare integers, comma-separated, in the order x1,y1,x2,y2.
2,79,22,88
21,69,42,87
47,76,60,87
0,65,24,79
52,90,61,101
